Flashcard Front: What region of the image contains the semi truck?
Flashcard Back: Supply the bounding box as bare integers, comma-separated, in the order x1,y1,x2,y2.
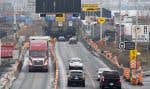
28,36,50,72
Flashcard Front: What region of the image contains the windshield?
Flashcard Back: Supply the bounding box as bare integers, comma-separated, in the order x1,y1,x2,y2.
70,66,83,70
71,71,83,77
30,51,46,57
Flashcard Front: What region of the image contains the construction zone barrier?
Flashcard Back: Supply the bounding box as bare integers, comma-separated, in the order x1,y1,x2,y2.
0,40,25,89
123,68,130,81
50,38,59,89
0,60,22,89
82,37,144,86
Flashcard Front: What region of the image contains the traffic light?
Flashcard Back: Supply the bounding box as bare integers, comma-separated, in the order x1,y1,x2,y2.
40,14,46,17
73,13,79,17
124,41,135,50
56,13,63,17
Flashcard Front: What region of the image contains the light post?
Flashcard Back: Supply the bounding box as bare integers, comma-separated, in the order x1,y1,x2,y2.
100,0,103,40
119,0,122,42
13,0,17,32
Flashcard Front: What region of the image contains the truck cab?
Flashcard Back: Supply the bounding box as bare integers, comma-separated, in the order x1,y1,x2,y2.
28,36,50,72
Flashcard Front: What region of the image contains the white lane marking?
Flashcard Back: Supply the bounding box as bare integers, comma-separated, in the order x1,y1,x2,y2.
85,67,96,88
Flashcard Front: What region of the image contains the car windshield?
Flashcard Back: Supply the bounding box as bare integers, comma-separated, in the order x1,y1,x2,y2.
71,71,83,76
30,51,46,57
103,72,120,79
70,58,81,62
70,66,83,70
98,68,110,74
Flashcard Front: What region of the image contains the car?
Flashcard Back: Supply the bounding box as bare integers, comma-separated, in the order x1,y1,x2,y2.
69,57,81,63
97,68,111,81
69,58,83,70
58,36,65,41
69,37,77,44
99,70,121,89
67,70,85,87
69,61,83,70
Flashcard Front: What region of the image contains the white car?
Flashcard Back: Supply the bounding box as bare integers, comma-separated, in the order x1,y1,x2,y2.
69,61,83,70
69,57,81,63
69,57,83,70
97,68,111,81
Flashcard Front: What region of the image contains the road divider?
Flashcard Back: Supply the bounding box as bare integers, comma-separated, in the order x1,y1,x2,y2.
0,60,23,89
50,38,59,89
0,40,26,89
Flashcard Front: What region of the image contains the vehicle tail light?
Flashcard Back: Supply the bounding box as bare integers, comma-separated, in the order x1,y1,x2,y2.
117,79,121,84
102,76,105,81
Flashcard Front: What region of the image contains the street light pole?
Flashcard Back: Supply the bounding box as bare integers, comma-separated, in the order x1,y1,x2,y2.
119,0,122,42
135,0,140,49
100,0,103,40
13,0,17,32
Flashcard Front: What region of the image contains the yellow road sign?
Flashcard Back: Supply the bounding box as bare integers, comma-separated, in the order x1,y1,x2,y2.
81,4,99,12
55,13,65,22
98,17,106,24
129,49,137,60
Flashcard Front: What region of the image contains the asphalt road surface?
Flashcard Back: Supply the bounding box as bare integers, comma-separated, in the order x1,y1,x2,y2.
56,42,111,89
11,21,54,89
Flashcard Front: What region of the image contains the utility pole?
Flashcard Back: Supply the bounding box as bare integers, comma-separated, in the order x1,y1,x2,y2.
100,0,103,40
119,0,122,42
135,0,140,49
13,0,17,32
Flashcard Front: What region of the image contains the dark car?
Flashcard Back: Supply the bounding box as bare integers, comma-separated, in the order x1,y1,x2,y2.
99,70,121,89
57,36,66,41
67,70,85,87
69,37,77,44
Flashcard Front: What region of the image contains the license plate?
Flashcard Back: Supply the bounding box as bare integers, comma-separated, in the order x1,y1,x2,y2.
109,83,114,86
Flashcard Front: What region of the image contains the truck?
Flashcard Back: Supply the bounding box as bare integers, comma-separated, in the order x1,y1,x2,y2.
28,36,50,72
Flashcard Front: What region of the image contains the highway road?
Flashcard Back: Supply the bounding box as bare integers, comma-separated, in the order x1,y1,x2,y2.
11,51,53,89
55,42,111,89
56,41,150,89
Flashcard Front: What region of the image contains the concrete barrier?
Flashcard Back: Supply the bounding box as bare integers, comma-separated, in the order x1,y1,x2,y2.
0,60,22,89
50,42,59,89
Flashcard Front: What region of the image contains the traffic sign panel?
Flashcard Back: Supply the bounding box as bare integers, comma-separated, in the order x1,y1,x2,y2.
98,17,106,24
81,4,99,12
58,22,63,27
129,49,137,60
119,42,125,49
68,21,73,26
